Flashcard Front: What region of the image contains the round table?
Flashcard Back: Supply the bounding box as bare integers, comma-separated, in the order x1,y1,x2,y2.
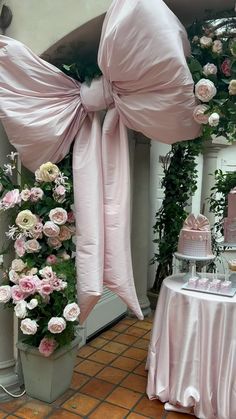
146,274,236,419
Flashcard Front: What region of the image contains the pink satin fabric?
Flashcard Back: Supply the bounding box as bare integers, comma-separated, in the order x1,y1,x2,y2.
146,275,236,419
0,0,200,323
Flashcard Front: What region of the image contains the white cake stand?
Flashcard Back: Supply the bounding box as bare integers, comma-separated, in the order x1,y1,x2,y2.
174,252,215,280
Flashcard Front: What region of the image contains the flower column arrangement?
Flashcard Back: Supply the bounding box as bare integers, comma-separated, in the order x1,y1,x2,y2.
0,154,81,402
189,23,236,140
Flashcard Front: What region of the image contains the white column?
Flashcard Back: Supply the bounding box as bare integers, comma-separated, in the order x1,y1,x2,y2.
0,124,20,399
131,132,151,317
201,139,229,225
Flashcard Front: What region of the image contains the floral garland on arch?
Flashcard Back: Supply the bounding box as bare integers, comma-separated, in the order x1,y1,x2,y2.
0,152,80,357
188,17,236,141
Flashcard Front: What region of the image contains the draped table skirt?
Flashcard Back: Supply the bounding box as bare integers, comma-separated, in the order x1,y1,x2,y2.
146,274,236,419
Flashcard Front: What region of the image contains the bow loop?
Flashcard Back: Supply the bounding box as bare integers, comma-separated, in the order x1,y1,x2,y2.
183,214,210,231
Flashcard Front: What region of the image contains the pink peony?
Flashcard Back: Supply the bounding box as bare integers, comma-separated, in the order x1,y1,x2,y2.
43,221,60,238
63,303,80,321
49,208,68,225
14,238,26,257
193,104,209,124
37,279,53,297
195,79,217,102
25,239,41,253
11,285,27,302
221,59,231,77
48,317,66,334
1,189,21,209
20,318,38,335
19,276,37,295
0,285,12,303
46,255,58,265
39,337,58,357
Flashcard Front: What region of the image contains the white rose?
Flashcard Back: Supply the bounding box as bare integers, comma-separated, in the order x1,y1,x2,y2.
208,112,220,127
48,317,66,334
49,208,68,225
193,104,209,125
9,269,20,284
21,189,31,201
27,299,38,310
195,79,217,102
16,210,37,230
63,303,80,321
229,80,236,96
30,187,44,202
25,239,41,253
35,162,60,182
11,259,26,272
212,40,222,54
0,285,11,303
200,36,213,48
14,300,27,319
43,221,60,237
202,63,217,76
20,318,38,335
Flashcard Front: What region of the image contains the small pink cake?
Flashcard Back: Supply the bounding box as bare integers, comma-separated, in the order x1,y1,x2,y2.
209,279,221,290
220,281,232,291
188,277,198,287
224,188,236,243
197,278,210,288
178,214,213,257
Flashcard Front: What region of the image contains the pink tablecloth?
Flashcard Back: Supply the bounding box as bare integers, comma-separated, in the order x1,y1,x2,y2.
146,274,236,419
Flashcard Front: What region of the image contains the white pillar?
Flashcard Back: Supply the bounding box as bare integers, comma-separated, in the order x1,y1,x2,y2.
0,124,20,399
131,132,151,317
201,139,229,225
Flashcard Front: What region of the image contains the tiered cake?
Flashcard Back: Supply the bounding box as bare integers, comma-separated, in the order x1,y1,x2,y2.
178,213,213,257
224,188,236,243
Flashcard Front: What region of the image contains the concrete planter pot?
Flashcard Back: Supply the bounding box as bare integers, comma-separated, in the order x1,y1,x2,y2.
17,335,82,403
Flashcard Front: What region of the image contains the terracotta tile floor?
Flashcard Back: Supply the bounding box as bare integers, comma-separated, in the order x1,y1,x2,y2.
0,316,197,419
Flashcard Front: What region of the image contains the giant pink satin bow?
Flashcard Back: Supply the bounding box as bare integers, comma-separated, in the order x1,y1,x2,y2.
0,0,200,323
183,214,210,231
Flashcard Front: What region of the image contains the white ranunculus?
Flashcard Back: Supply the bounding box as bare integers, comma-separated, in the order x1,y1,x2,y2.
208,112,220,127
35,162,60,182
14,300,27,319
27,299,38,310
202,63,217,77
63,303,80,322
48,317,66,334
195,79,217,102
20,318,38,335
0,285,11,303
16,210,37,230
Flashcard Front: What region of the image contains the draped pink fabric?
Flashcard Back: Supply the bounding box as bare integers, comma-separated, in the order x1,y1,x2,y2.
0,0,200,323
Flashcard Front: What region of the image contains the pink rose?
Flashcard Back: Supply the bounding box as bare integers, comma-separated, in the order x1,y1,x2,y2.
49,208,68,225
50,277,67,291
20,318,38,335
53,185,66,203
25,239,41,253
0,285,12,303
48,317,66,334
11,285,26,302
212,40,222,54
43,221,60,238
202,63,217,77
193,104,209,124
14,238,26,257
46,255,58,265
39,337,58,357
200,36,212,48
37,279,53,297
19,276,36,295
30,187,44,202
47,237,62,250
58,225,71,241
1,189,21,209
67,211,75,224
63,303,80,321
221,59,231,77
31,222,43,239
195,79,217,102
